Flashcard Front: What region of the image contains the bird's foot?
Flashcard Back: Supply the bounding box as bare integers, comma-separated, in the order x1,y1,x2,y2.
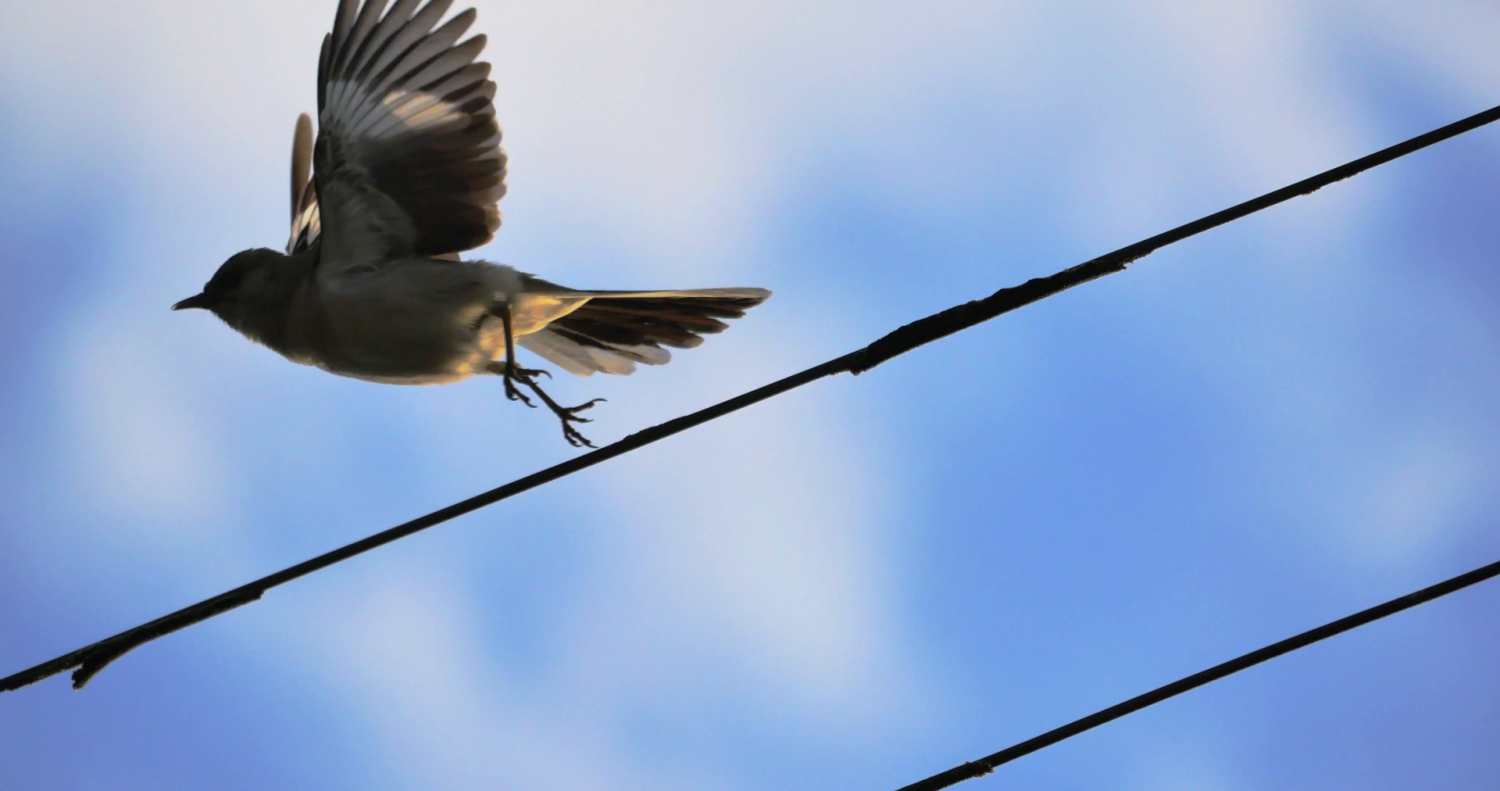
526,382,605,448
489,362,603,447
546,395,606,448
501,363,551,407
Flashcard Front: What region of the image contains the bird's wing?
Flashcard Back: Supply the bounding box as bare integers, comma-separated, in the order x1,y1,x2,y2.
287,113,320,254
311,0,507,274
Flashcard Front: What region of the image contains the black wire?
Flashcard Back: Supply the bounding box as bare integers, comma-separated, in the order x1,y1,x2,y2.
893,556,1500,791
3,102,1497,694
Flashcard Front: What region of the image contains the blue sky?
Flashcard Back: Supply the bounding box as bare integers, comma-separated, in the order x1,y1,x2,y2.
1,1,1498,789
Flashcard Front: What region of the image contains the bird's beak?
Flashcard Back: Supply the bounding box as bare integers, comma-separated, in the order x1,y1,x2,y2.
172,293,210,311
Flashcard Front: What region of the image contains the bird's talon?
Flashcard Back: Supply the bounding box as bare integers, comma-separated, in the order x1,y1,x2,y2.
546,397,605,446
562,426,596,448
502,377,536,407
509,365,549,380
561,399,602,418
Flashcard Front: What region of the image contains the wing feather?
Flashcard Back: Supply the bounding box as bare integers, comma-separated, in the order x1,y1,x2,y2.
311,0,505,271
287,113,321,253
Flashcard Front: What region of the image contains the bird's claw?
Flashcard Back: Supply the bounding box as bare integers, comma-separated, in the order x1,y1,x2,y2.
503,380,534,407
554,398,606,448
492,361,606,447
502,364,538,407
564,398,605,417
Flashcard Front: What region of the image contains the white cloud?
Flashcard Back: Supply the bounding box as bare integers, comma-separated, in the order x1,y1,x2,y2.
1333,423,1484,565
580,379,914,720
5,0,926,768
1124,728,1246,791
49,301,251,581
1356,0,1500,107
57,333,222,521
7,0,1498,784
288,560,792,791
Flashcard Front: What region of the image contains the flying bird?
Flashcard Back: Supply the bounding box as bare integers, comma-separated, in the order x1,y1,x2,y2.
174,0,769,447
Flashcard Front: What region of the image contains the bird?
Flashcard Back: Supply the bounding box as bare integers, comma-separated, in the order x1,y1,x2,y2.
173,0,770,447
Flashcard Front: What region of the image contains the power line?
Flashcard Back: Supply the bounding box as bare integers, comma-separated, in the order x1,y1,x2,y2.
892,555,1500,791
4,102,1498,694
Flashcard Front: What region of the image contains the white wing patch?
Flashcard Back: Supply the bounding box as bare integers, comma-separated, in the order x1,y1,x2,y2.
289,199,321,253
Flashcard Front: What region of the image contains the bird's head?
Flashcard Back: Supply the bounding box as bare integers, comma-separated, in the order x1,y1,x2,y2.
174,248,296,335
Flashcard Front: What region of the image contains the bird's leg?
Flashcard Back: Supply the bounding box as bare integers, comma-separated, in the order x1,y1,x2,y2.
487,303,606,448
524,374,604,448
485,360,605,448
493,301,542,407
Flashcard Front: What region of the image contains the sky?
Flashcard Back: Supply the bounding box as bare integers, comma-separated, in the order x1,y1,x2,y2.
1,1,1498,789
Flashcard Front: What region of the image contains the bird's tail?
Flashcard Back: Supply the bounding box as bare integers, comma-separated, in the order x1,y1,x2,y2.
516,288,770,376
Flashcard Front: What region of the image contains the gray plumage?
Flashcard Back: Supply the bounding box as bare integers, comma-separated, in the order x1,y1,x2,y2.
176,0,769,445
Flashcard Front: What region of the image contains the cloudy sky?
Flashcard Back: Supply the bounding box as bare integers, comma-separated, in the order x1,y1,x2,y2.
2,1,1498,788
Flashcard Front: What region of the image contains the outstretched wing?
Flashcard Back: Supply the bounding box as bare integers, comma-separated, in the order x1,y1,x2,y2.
288,113,320,253
312,0,507,272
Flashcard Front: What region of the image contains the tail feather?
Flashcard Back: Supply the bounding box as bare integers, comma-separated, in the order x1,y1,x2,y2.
516,288,769,376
